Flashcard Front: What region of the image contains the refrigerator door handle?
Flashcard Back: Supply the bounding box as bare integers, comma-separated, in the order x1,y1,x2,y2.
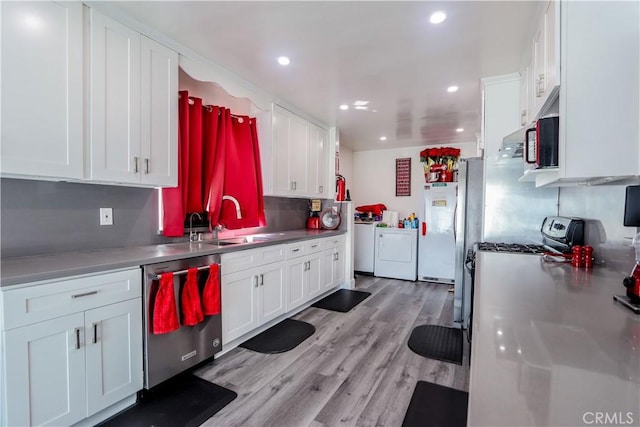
453,203,458,240
422,221,427,236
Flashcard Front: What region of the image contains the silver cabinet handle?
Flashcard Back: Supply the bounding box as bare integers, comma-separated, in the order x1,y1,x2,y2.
71,290,98,299
75,328,81,350
92,322,99,344
311,244,319,248
319,185,323,193
259,274,264,286
133,156,139,173
254,276,259,288
292,248,300,252
144,158,150,174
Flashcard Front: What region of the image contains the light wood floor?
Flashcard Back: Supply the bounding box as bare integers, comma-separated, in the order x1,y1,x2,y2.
195,275,470,427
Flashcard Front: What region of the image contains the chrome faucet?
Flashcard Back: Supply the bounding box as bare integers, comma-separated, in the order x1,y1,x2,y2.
189,212,202,242
222,195,242,219
212,224,224,240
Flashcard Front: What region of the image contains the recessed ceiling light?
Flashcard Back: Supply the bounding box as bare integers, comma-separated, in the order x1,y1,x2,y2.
380,136,387,141
447,85,459,93
456,128,464,133
354,106,368,110
339,104,349,110
429,11,447,24
353,100,369,106
277,56,290,66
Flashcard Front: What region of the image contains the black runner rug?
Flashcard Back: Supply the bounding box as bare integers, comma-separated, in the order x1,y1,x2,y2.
239,318,315,353
407,325,463,365
402,381,468,427
97,374,236,427
311,289,371,312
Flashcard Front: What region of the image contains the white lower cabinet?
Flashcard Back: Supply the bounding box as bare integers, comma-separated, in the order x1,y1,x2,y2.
322,236,347,289
0,269,142,427
286,252,322,311
221,246,286,344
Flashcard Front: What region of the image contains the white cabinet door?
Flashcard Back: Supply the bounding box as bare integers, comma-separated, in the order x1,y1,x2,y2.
532,22,545,115
0,1,83,179
290,115,309,194
543,1,559,102
221,268,259,344
85,299,143,417
286,258,306,311
333,247,346,286
321,250,335,291
4,313,86,427
140,36,178,187
308,124,329,197
89,9,141,184
306,255,323,300
258,262,286,324
272,106,293,194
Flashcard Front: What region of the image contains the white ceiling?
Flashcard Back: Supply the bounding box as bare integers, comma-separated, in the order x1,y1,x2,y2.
106,1,537,151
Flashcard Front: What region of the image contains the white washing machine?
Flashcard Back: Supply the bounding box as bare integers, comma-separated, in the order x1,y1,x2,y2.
374,227,418,281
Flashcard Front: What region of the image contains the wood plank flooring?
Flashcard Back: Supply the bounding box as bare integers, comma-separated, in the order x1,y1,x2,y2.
194,275,470,427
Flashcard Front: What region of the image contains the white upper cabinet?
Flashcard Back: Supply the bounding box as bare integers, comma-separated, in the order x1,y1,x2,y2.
271,104,331,198
140,36,179,187
1,1,84,180
88,10,141,184
308,124,329,197
519,0,560,125
88,9,178,187
533,0,639,186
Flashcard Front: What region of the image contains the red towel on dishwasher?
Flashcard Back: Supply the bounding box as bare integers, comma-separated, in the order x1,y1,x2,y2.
152,272,180,334
181,268,204,326
202,264,221,315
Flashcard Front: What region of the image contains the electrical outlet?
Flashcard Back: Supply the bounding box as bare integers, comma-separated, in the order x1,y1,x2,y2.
100,208,113,226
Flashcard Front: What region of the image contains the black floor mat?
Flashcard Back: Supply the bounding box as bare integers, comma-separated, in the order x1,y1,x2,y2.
407,325,463,365
239,318,315,353
402,381,468,427
97,374,236,427
311,289,371,312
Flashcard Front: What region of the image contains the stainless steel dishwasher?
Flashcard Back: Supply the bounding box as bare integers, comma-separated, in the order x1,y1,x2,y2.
142,254,222,389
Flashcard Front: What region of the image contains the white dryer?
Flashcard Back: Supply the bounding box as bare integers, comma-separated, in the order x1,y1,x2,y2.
374,227,418,281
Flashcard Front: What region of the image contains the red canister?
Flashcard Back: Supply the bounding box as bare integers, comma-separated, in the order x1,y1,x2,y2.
583,245,593,268
572,245,584,268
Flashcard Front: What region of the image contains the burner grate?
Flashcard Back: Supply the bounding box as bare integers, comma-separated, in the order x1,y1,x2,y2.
477,242,547,254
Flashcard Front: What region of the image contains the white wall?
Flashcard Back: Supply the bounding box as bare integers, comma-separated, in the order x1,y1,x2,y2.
351,142,477,220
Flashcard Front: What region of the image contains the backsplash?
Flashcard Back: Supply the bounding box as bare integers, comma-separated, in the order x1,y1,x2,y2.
559,184,637,274
0,178,333,258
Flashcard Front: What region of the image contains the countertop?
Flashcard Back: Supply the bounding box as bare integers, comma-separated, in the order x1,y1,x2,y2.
0,229,346,288
468,252,640,426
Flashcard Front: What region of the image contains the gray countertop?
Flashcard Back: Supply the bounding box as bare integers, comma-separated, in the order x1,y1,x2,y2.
0,229,345,288
468,252,640,426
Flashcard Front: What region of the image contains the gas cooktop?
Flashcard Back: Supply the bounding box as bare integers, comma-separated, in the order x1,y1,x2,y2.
476,242,547,254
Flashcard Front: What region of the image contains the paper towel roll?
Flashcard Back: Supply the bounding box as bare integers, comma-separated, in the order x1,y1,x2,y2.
382,210,398,227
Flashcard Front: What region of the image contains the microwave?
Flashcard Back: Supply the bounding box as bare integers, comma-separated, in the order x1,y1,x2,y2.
525,115,559,169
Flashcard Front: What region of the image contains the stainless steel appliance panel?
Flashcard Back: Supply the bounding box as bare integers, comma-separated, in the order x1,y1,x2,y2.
143,254,222,389
483,159,559,243
454,158,484,327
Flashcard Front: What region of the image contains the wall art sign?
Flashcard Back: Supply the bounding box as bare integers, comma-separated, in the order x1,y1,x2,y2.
395,158,411,196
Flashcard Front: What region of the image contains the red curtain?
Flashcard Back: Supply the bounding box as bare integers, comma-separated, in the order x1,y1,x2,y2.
162,90,265,236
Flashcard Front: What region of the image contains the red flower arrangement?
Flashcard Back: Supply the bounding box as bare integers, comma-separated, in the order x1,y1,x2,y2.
420,147,461,182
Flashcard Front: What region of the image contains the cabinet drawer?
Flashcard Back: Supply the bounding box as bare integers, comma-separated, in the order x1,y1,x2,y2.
322,235,346,250
222,244,285,275
1,268,141,331
286,239,323,259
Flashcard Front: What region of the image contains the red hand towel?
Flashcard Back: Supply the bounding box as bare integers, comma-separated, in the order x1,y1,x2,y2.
152,272,180,334
181,268,204,326
202,264,221,315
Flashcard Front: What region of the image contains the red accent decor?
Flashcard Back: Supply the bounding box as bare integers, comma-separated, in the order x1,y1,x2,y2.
202,264,221,315
355,204,387,216
152,273,180,334
181,268,204,326
422,221,427,236
187,98,204,213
